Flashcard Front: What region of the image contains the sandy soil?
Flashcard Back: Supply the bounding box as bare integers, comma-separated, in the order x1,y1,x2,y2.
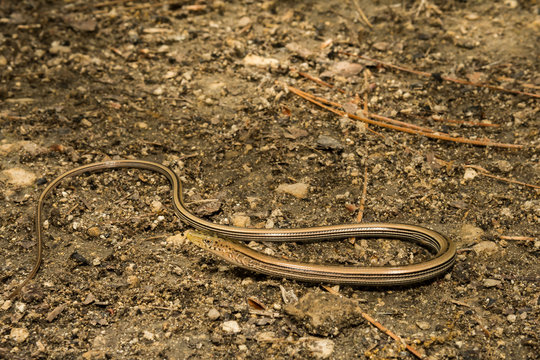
1,1,539,359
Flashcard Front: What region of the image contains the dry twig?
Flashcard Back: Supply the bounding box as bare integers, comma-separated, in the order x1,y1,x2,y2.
463,165,539,189
323,286,424,359
350,0,373,28
294,70,346,94
340,52,540,99
361,311,425,359
357,167,369,222
287,85,523,149
499,235,536,241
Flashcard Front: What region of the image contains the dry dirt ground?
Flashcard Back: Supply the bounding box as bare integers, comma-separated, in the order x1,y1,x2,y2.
1,1,539,359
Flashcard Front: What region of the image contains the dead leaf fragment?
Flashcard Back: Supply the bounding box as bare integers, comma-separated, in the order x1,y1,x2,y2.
284,127,308,139
247,297,267,311
47,304,66,322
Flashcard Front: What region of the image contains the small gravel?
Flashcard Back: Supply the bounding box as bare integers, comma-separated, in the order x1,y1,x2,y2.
1,1,538,359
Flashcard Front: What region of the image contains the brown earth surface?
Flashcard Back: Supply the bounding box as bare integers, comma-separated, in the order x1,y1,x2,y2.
1,1,539,359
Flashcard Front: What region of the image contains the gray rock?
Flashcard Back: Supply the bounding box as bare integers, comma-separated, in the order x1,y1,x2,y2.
316,135,343,151
416,321,431,330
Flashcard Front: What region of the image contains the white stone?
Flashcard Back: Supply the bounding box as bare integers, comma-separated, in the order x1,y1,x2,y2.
222,320,241,334
207,308,220,321
243,54,280,69
150,200,163,213
463,168,477,180
306,338,334,359
143,331,155,341
276,183,309,199
15,302,26,312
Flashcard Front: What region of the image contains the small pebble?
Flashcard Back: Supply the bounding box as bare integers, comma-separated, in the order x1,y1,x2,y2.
207,308,221,321
507,314,516,323
416,321,431,330
372,164,382,174
505,0,518,9
49,40,71,54
222,320,241,334
463,168,478,180
135,121,148,129
1,300,12,310
243,54,279,69
231,214,251,228
143,331,155,341
87,226,101,237
127,275,140,287
83,293,97,305
80,118,93,128
372,42,389,51
433,104,448,113
15,302,26,312
495,160,513,173
193,200,222,216
483,279,502,288
322,61,363,77
10,328,29,343
150,200,163,213
500,207,512,219
316,135,343,151
276,182,309,199
306,338,335,359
